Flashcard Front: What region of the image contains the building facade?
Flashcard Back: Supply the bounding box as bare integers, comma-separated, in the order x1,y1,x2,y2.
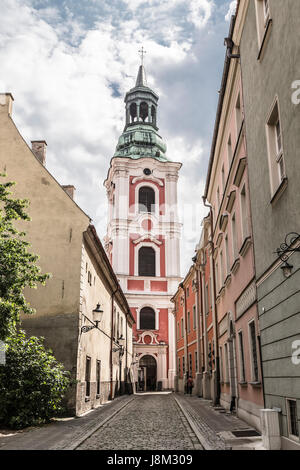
239,0,300,449
194,214,216,401
104,65,182,391
203,10,264,430
172,266,199,394
0,93,134,415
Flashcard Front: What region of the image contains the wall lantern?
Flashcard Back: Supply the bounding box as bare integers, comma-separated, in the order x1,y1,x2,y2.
81,303,104,333
275,232,300,278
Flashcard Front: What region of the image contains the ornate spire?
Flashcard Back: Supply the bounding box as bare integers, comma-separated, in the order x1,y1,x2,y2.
135,65,147,87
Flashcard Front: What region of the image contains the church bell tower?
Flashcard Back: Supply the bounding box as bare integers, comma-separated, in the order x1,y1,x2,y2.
104,60,182,390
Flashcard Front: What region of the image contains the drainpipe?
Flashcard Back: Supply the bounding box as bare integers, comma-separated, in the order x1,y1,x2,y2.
180,282,188,388
110,287,118,400
203,197,220,406
198,260,205,376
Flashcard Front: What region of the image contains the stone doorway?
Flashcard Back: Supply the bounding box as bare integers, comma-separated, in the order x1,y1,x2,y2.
139,355,157,391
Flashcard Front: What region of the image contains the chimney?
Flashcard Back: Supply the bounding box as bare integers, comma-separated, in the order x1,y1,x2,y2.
62,185,76,200
0,93,14,117
31,140,47,166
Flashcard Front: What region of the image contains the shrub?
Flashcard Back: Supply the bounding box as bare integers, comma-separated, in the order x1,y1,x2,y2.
0,330,70,429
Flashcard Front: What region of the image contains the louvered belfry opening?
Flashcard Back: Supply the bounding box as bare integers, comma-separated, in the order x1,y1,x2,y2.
138,186,155,213
140,307,156,330
139,246,156,276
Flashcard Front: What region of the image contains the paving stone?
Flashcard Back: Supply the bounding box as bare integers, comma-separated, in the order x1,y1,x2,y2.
77,393,201,450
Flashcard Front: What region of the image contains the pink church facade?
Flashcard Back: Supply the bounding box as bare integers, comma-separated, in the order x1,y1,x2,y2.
104,65,182,391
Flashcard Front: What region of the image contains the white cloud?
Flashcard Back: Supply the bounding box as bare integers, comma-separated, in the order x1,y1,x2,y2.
225,0,237,21
0,0,229,275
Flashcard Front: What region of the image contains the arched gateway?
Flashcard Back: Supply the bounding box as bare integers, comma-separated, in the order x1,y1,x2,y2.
138,355,157,391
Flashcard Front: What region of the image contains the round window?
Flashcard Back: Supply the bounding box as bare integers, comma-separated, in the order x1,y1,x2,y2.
143,168,151,176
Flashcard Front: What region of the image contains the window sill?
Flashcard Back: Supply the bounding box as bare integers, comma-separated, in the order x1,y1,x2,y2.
239,381,248,387
257,18,272,61
231,257,240,275
249,381,261,388
224,273,232,287
239,236,252,257
270,177,288,205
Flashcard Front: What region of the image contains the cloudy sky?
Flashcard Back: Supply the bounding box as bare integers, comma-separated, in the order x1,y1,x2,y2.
0,0,236,276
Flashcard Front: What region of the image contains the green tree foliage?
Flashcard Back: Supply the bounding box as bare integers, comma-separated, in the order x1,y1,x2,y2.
0,175,49,340
0,331,70,429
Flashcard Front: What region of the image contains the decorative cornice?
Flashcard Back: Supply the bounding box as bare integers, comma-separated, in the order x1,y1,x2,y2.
132,234,162,246
132,175,164,187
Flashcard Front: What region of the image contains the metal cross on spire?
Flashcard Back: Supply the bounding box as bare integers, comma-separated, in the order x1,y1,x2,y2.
139,46,147,65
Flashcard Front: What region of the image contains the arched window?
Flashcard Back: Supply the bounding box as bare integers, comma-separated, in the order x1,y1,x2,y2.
139,246,156,276
140,307,156,330
140,101,148,122
151,105,156,125
130,102,137,122
138,186,155,213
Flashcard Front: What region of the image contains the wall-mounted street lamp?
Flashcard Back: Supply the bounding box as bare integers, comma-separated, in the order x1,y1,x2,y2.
81,303,104,333
275,232,300,278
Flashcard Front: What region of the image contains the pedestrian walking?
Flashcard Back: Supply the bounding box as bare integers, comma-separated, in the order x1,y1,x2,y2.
187,376,194,395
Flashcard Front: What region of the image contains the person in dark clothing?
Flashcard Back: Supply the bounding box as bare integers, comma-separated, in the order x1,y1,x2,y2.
187,376,194,395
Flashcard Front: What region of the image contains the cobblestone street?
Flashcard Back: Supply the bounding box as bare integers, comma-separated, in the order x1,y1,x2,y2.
77,393,202,450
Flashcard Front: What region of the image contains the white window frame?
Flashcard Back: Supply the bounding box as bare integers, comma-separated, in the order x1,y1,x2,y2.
265,97,286,197
255,0,271,47
238,329,246,382
286,398,299,441
240,183,249,241
137,304,159,330
248,319,259,382
134,181,159,217
134,242,160,277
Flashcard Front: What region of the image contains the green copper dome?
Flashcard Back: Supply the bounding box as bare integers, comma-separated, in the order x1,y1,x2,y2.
113,65,169,162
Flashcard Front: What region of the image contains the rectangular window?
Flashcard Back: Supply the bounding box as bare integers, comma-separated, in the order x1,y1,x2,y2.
240,185,249,241
220,251,224,288
225,235,230,275
85,356,91,397
287,399,299,438
205,283,209,315
187,287,190,297
96,360,101,396
235,92,242,134
187,311,190,333
177,322,180,340
178,357,181,376
195,351,198,373
266,99,286,196
182,356,185,375
181,318,184,338
193,305,197,329
238,331,246,382
255,0,271,46
224,343,229,383
219,347,223,382
227,135,233,165
232,213,238,261
215,262,219,293
221,165,225,195
249,321,259,382
189,353,193,376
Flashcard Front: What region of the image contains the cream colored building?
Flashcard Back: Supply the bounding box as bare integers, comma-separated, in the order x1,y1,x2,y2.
0,93,134,415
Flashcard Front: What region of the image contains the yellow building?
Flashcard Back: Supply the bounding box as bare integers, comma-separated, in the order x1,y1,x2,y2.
0,93,134,415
